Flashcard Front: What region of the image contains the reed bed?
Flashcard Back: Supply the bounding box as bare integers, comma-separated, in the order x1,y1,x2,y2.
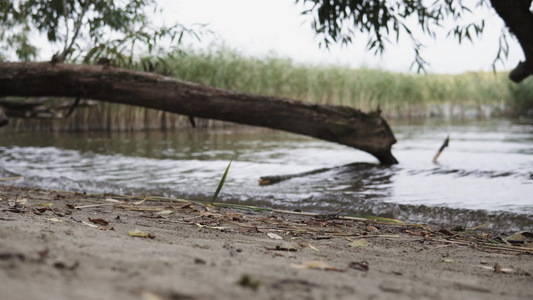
5,47,532,132
165,47,516,118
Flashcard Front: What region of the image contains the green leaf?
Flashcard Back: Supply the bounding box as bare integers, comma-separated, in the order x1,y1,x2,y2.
211,158,233,205
506,231,533,242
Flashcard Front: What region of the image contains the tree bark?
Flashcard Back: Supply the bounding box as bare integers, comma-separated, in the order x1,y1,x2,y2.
0,107,7,127
490,0,533,83
0,62,398,164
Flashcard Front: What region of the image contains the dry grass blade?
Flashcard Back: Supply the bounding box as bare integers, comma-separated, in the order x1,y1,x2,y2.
0,176,24,181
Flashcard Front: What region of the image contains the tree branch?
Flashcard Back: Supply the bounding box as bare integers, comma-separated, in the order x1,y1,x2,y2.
59,0,91,62
490,0,533,83
61,0,69,57
0,62,398,164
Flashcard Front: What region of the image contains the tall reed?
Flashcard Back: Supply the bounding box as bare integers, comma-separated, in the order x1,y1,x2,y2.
163,46,517,118
4,46,532,132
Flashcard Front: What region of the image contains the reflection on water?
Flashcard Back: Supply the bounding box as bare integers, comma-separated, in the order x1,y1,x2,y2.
0,118,532,231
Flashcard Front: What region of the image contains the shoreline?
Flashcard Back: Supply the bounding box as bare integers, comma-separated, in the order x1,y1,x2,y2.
1,185,532,299
2,179,532,234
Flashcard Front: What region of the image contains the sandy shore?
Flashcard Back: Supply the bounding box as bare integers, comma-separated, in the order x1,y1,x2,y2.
1,185,532,300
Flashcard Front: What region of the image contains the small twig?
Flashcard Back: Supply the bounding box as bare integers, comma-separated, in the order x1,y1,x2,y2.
434,238,533,254
188,115,196,128
346,235,400,242
361,234,400,238
74,203,114,209
181,215,205,221
116,205,165,212
64,97,81,118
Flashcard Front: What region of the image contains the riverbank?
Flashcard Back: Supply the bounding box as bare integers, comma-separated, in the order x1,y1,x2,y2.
1,185,532,300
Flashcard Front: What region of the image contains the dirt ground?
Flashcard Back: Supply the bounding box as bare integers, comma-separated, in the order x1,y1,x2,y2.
1,185,532,300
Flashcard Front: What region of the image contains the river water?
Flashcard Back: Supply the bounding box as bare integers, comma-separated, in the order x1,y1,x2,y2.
1,118,532,231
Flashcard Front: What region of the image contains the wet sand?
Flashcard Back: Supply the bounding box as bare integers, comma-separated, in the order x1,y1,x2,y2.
1,185,532,300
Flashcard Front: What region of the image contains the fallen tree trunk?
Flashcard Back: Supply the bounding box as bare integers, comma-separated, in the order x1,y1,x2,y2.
0,62,398,164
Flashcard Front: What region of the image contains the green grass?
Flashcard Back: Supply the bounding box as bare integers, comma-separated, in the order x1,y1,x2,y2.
506,76,533,115
5,46,533,132
140,46,529,118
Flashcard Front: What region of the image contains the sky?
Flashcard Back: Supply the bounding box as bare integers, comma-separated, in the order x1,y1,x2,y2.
160,0,524,74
